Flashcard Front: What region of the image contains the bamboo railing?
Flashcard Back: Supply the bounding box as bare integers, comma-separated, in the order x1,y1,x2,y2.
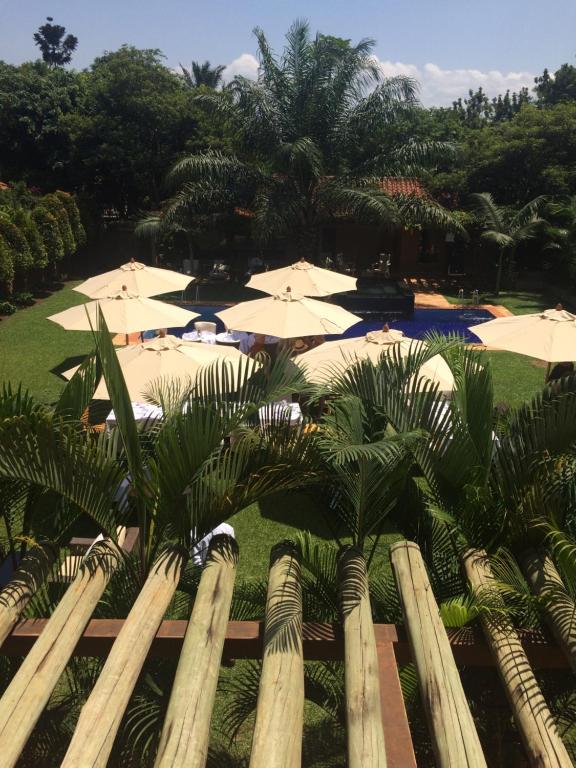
0,540,119,768
464,549,573,768
338,546,387,768
61,547,186,768
250,542,304,768
155,536,238,768
522,549,576,675
390,541,487,768
0,541,57,647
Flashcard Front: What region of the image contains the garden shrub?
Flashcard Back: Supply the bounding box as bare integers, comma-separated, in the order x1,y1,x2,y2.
0,300,16,315
55,190,86,246
13,209,48,269
42,194,76,256
0,236,15,293
0,213,33,272
13,291,34,306
31,206,64,263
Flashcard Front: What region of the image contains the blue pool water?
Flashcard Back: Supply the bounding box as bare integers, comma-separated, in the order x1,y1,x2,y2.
168,305,493,344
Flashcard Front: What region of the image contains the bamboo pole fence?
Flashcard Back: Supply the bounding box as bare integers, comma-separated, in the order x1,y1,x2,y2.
338,546,387,768
521,549,576,675
0,540,119,768
154,535,239,768
61,547,186,768
250,541,304,768
0,541,57,647
464,549,573,768
390,541,487,768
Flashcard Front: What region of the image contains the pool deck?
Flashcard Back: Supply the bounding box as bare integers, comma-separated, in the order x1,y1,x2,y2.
414,291,512,317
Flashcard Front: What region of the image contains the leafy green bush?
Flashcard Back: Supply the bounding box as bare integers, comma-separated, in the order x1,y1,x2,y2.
42,194,76,257
31,206,64,263
0,236,15,292
0,300,16,314
13,209,48,269
13,291,34,306
55,190,86,246
0,213,33,272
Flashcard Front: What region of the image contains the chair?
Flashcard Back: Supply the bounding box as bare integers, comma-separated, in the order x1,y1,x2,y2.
194,321,217,334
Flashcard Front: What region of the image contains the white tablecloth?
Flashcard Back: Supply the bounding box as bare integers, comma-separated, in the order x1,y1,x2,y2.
106,402,163,431
182,330,217,344
182,330,279,354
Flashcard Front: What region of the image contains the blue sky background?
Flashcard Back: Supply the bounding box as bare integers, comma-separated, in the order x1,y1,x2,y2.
1,0,575,105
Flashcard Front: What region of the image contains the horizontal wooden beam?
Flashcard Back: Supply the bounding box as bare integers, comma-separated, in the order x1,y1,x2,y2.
0,619,568,668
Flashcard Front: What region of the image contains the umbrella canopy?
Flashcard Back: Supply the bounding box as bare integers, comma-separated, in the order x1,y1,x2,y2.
295,326,455,393
62,333,260,400
246,258,357,297
74,259,194,299
215,288,361,339
470,304,576,363
48,288,198,334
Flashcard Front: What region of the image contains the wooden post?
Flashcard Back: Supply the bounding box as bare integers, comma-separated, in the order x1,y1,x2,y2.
61,547,186,768
155,536,238,768
521,549,576,675
0,540,119,768
390,541,487,768
0,541,57,647
250,542,304,768
338,546,387,768
464,549,573,768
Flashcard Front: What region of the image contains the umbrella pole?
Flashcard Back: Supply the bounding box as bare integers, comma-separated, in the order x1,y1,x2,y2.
545,362,551,383
126,333,129,346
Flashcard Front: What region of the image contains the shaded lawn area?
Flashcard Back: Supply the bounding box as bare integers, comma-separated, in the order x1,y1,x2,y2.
0,282,93,404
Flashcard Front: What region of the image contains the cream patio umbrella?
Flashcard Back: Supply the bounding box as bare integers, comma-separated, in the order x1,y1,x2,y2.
215,287,361,338
470,304,576,365
62,333,260,400
48,288,199,337
295,325,455,393
74,258,194,298
246,257,356,297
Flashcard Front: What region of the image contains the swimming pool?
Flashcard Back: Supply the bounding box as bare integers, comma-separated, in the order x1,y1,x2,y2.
169,305,494,344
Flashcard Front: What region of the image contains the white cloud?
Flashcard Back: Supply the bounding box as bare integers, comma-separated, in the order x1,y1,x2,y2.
375,58,535,106
222,52,536,107
223,53,259,82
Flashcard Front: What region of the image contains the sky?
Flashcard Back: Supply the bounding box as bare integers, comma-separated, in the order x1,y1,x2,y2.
1,0,575,106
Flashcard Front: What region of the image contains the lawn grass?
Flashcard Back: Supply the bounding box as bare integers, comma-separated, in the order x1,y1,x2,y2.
0,282,93,404
444,288,572,315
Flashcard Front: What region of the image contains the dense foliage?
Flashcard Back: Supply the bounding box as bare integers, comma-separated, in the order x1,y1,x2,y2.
0,183,84,296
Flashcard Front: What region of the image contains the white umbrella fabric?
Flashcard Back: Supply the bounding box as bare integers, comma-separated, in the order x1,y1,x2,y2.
62,333,259,400
246,258,357,297
48,288,198,335
215,287,361,339
74,259,194,299
470,304,576,363
295,326,455,393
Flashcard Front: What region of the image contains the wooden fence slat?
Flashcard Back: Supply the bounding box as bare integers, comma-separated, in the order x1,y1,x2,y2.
390,541,487,768
249,542,304,768
155,536,238,768
0,542,57,648
521,549,576,675
464,549,573,768
376,640,417,768
338,547,387,768
61,548,186,768
0,541,119,768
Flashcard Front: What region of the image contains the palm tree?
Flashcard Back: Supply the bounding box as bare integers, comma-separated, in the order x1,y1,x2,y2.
545,196,576,284
165,21,460,259
470,192,547,296
179,60,226,89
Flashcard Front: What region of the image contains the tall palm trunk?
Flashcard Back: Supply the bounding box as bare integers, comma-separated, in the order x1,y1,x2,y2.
494,248,505,297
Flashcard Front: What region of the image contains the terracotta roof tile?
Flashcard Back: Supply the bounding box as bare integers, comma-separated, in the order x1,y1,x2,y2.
378,178,426,197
